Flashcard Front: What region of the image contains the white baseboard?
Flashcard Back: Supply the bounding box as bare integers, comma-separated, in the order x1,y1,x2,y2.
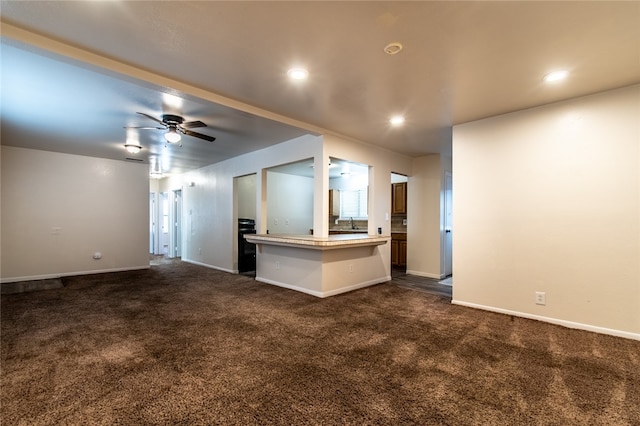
452,299,640,341
406,269,443,279
255,276,391,298
181,258,236,274
0,265,150,284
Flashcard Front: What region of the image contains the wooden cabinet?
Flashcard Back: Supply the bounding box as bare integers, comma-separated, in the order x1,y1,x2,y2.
399,240,407,266
391,182,407,215
391,240,399,265
329,189,340,218
391,233,407,267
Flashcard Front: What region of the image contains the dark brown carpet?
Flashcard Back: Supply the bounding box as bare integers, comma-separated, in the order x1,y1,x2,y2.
2,260,639,425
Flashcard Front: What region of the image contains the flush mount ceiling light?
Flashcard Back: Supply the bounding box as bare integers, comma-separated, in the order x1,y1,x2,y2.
287,67,309,80
384,42,403,55
390,115,405,126
150,171,164,179
543,70,569,83
164,126,182,144
124,143,142,154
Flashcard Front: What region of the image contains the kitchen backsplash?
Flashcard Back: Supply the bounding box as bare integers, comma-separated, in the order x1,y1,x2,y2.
331,219,368,230
328,217,407,232
391,215,407,232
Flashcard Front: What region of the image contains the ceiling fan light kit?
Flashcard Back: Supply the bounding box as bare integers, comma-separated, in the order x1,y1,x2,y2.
164,127,181,143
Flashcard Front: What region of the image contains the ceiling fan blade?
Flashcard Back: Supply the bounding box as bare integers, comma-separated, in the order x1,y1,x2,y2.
137,112,167,127
182,129,216,142
181,120,206,129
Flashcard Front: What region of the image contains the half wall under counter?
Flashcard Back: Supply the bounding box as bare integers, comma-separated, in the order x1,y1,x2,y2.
244,234,391,298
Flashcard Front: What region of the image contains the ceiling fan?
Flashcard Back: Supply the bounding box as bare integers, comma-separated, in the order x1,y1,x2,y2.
126,112,216,145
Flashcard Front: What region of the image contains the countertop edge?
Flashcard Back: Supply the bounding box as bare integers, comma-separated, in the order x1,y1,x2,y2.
245,234,390,250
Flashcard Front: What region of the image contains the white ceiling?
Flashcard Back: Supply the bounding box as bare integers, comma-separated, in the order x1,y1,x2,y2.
1,1,639,176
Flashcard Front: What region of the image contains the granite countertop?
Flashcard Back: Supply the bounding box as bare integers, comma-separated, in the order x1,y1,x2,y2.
329,228,368,233
245,233,389,250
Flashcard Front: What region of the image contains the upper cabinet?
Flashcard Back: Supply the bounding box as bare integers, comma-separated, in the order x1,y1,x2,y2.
391,182,407,215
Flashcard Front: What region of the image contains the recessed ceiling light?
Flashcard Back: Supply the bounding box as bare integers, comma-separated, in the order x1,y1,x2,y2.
390,115,405,126
124,143,142,154
287,67,309,80
543,70,569,83
384,42,403,55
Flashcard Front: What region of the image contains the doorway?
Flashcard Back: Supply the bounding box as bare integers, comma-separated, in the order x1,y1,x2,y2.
235,174,257,273
391,173,408,275
171,189,182,258
159,192,170,255
442,171,453,282
149,192,157,254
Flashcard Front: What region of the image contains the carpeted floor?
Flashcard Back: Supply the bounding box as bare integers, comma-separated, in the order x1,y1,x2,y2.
2,260,639,425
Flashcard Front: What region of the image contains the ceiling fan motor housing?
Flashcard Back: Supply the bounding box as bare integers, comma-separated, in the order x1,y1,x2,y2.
162,114,184,125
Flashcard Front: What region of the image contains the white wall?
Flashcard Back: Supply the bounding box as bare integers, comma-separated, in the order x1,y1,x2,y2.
174,132,412,276
177,134,323,273
453,85,640,339
407,155,443,278
267,171,313,234
1,146,149,282
237,174,256,220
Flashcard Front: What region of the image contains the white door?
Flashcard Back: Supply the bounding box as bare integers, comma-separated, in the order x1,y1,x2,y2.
444,172,453,277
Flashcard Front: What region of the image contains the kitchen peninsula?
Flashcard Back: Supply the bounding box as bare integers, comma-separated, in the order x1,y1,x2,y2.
245,233,390,298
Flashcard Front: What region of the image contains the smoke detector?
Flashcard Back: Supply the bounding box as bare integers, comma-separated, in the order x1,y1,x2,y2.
384,42,403,55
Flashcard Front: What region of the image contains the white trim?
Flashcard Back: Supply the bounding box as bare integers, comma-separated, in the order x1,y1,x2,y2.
406,269,443,279
0,266,150,284
181,258,236,274
452,300,640,341
255,276,391,298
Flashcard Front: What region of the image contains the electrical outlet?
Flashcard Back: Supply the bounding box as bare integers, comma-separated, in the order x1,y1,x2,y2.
274,218,279,225
348,264,354,273
285,218,289,225
275,261,280,270
535,291,546,305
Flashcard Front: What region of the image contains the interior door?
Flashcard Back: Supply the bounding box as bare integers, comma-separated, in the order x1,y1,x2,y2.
444,172,453,277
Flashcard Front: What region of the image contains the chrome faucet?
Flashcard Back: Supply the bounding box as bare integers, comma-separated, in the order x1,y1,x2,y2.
349,217,355,229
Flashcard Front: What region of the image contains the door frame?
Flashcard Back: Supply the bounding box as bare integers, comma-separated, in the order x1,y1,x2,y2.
443,171,453,277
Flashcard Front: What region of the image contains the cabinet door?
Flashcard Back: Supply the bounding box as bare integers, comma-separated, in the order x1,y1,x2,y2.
391,240,399,265
392,182,407,215
399,240,407,266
